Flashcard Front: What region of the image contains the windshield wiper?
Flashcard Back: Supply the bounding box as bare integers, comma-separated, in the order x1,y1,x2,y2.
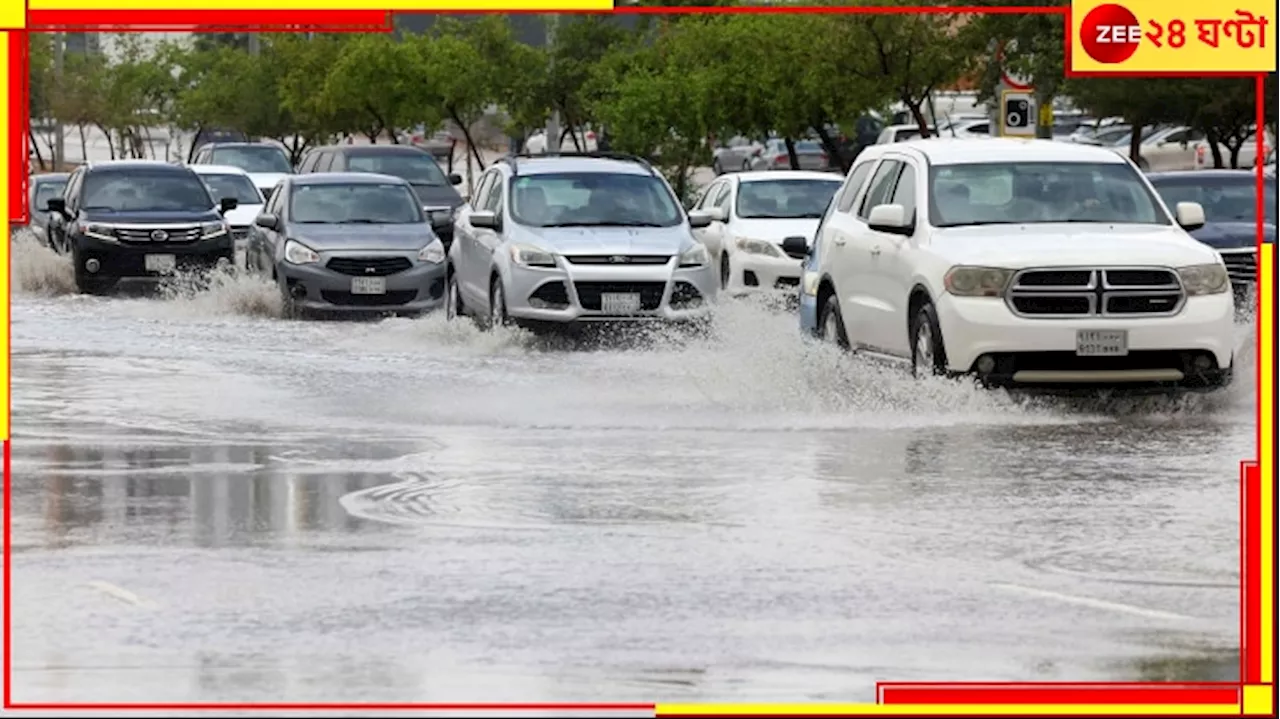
541,221,667,228
82,206,119,212
937,220,1028,228
343,219,386,224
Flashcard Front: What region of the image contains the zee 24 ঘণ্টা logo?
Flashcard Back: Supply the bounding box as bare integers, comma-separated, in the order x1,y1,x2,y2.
1078,3,1270,65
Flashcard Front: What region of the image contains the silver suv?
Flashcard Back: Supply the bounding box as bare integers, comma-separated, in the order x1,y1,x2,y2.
445,153,718,329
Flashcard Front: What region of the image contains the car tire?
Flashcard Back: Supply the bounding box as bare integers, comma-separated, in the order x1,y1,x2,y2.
712,159,723,175
488,275,510,330
909,301,948,378
818,294,849,349
445,268,465,321
70,246,115,295
720,253,732,291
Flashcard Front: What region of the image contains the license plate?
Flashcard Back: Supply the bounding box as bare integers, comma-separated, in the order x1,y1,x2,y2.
601,292,641,314
351,277,387,295
144,254,176,274
1076,329,1128,356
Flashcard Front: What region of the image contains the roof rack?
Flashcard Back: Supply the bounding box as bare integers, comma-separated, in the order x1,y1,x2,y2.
500,151,658,178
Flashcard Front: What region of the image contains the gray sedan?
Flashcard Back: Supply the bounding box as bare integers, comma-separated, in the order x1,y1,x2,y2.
23,172,70,242
245,173,447,316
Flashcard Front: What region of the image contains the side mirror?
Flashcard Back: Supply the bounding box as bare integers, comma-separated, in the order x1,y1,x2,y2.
254,213,280,231
687,210,714,229
469,210,501,231
448,173,463,186
45,197,67,217
220,197,238,214
1174,201,1206,231
867,203,912,236
781,236,809,260
430,211,453,229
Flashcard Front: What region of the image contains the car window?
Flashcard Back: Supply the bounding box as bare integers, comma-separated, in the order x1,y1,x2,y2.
210,146,292,174
858,160,903,218
265,183,284,215
290,183,424,224
472,171,496,209
199,173,263,205
82,171,215,212
712,182,733,210
33,179,67,212
346,151,449,186
889,164,917,221
484,177,504,213
64,170,83,211
737,179,842,219
1150,177,1277,224
836,160,876,213
508,171,683,228
929,161,1170,227
695,181,722,210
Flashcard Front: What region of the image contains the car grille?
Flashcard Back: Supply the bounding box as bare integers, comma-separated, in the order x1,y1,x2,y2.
529,281,570,307
320,290,417,306
1006,267,1184,318
573,281,666,311
326,257,413,276
1219,249,1257,284
113,225,202,243
563,255,672,265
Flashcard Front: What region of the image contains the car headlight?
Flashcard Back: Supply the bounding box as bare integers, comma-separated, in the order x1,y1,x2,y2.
679,244,710,268
200,220,229,239
509,243,556,268
802,271,821,296
1178,263,1230,295
81,223,117,242
735,237,783,257
284,239,320,265
943,266,1014,297
418,239,446,264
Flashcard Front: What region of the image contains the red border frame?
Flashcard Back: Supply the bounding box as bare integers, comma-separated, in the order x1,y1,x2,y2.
4,4,1273,713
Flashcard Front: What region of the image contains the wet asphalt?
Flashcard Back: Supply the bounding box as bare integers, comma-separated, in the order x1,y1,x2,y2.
4,235,1249,705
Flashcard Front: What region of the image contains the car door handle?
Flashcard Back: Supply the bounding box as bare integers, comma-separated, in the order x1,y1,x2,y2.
870,245,882,256
833,237,847,246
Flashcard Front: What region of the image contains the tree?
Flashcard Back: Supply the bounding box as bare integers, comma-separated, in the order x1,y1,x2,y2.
48,50,110,162
321,33,434,144
543,15,631,148
28,33,54,169
272,33,352,159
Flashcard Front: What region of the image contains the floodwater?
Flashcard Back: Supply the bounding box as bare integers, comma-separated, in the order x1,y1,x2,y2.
4,231,1250,705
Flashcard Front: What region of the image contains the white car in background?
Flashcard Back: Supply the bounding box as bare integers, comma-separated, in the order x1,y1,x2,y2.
1191,128,1274,170
189,142,293,200
1111,125,1206,171
876,124,937,144
804,138,1235,393
690,170,843,292
524,128,599,154
189,164,266,257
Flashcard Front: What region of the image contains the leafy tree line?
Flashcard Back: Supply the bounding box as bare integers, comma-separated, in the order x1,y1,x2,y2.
27,4,1275,195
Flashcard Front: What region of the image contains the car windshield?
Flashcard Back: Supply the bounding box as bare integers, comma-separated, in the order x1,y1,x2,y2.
347,152,449,186
1107,126,1161,146
33,180,67,212
737,179,842,219
82,171,215,212
1149,177,1277,224
290,183,423,224
508,172,683,227
929,161,1170,227
199,173,263,206
794,140,823,153
210,146,292,174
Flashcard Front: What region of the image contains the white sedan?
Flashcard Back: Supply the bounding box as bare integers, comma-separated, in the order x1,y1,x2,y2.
690,170,843,293
189,164,266,262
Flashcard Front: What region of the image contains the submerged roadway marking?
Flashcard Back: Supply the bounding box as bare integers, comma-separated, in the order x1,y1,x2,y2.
86,581,160,610
991,582,1198,622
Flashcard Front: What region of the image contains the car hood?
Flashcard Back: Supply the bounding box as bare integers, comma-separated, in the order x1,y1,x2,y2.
246,172,290,190
731,217,822,245
513,225,695,255
410,183,465,210
224,204,263,228
83,209,222,224
1188,221,1275,248
287,223,437,251
928,224,1222,268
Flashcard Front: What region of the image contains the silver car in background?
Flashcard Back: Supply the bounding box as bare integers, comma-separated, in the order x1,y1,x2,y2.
245,173,447,316
446,153,718,330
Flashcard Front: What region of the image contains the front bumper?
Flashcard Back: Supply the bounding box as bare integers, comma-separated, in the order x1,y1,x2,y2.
935,292,1236,388
71,233,233,278
277,251,447,313
503,258,717,324
735,251,804,292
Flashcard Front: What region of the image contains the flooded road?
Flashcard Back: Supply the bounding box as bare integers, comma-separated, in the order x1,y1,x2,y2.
6,233,1250,704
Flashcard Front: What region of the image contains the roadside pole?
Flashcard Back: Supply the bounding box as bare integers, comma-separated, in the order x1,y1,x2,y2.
53,32,65,170
544,15,560,154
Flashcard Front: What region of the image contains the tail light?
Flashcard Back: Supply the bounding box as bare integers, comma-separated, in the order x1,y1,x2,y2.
774,155,787,164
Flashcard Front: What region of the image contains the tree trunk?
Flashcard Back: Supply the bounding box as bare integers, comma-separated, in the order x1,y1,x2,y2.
1228,139,1242,168
450,109,486,170
1205,128,1225,168
78,124,89,167
1127,122,1143,165
812,123,848,174
907,101,930,138
28,127,47,171
97,124,116,160
784,136,800,170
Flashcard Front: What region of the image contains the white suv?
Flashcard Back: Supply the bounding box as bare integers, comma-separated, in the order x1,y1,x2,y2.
802,138,1236,392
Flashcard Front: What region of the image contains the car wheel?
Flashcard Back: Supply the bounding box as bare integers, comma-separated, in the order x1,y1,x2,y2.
719,253,732,290
712,158,723,175
909,301,948,378
489,276,510,329
70,247,114,295
445,269,464,320
818,294,849,349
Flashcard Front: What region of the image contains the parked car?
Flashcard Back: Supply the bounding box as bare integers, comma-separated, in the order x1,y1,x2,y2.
799,138,1235,393
1113,125,1207,172
45,161,237,294
185,128,249,162
875,124,937,144
189,142,293,201
1191,129,1275,171
1146,170,1276,305
446,153,717,330
711,135,764,175
524,127,600,155
24,172,69,242
245,173,447,316
748,139,829,171
689,170,843,293
296,144,464,249
189,164,265,259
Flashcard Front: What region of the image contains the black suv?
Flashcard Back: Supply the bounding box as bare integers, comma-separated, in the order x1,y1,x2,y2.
46,161,238,294
297,144,465,247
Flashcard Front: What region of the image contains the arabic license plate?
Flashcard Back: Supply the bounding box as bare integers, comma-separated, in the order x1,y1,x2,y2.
351,277,387,295
601,292,641,314
1076,329,1128,357
144,254,176,274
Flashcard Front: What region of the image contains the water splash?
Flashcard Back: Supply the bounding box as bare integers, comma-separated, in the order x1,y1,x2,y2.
9,229,76,296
